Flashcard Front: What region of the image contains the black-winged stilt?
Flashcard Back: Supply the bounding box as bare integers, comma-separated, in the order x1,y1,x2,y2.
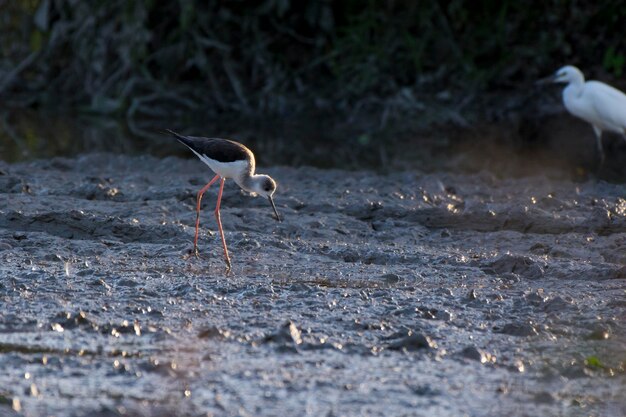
166,129,280,271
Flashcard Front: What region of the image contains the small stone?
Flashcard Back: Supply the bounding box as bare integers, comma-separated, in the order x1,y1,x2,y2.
418,307,452,322
529,243,550,255
69,210,85,220
380,273,402,284
43,254,63,262
262,321,302,352
388,331,437,351
544,296,570,313
534,391,556,404
435,309,453,321
525,289,548,305
198,326,231,339
586,327,610,340
487,253,545,279
236,238,260,249
461,346,494,363
499,321,538,337
76,269,95,277
372,218,394,231
437,288,453,296
461,346,483,361
409,383,440,396
287,283,312,292
500,273,520,283
117,278,139,287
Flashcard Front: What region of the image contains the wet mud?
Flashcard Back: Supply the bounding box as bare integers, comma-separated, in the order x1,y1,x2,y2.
0,153,625,416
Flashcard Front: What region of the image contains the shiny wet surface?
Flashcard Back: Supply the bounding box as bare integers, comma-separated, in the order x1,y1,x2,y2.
0,152,624,416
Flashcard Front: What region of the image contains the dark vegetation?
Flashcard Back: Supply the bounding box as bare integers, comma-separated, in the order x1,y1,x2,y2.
1,0,625,120
1,1,626,179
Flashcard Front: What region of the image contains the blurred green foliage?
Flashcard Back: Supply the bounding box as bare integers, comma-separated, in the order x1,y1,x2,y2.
0,0,624,118
584,355,604,369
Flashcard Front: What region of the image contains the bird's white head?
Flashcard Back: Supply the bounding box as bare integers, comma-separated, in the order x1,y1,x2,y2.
247,174,281,221
248,174,277,198
551,65,584,84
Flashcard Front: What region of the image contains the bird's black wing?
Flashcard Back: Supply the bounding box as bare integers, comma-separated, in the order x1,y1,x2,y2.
166,129,250,163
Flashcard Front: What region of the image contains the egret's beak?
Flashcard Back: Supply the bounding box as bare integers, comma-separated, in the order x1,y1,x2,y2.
535,74,557,86
268,196,281,221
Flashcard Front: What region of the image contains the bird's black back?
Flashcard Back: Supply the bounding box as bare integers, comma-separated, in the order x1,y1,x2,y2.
166,129,251,163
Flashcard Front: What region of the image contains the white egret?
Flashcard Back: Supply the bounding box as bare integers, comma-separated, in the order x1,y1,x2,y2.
538,65,626,164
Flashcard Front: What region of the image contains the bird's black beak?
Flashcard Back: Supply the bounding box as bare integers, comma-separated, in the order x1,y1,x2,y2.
535,74,557,86
268,196,281,221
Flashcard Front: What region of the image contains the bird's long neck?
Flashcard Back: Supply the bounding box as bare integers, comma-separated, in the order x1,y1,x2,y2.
237,173,262,194
565,74,585,98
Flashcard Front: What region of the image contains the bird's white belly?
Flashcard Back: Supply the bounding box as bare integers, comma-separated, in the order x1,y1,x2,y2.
563,85,626,134
185,146,249,179
200,155,248,179
564,96,597,126
568,100,623,133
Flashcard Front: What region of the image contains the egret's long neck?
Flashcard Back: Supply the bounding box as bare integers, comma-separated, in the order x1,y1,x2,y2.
565,74,585,97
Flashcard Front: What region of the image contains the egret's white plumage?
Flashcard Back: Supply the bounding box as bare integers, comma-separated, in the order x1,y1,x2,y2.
541,65,626,163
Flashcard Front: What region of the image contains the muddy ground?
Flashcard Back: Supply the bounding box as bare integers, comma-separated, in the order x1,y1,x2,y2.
0,151,625,417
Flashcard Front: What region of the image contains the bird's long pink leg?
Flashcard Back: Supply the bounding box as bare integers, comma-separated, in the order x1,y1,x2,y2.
214,177,232,271
194,174,220,257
